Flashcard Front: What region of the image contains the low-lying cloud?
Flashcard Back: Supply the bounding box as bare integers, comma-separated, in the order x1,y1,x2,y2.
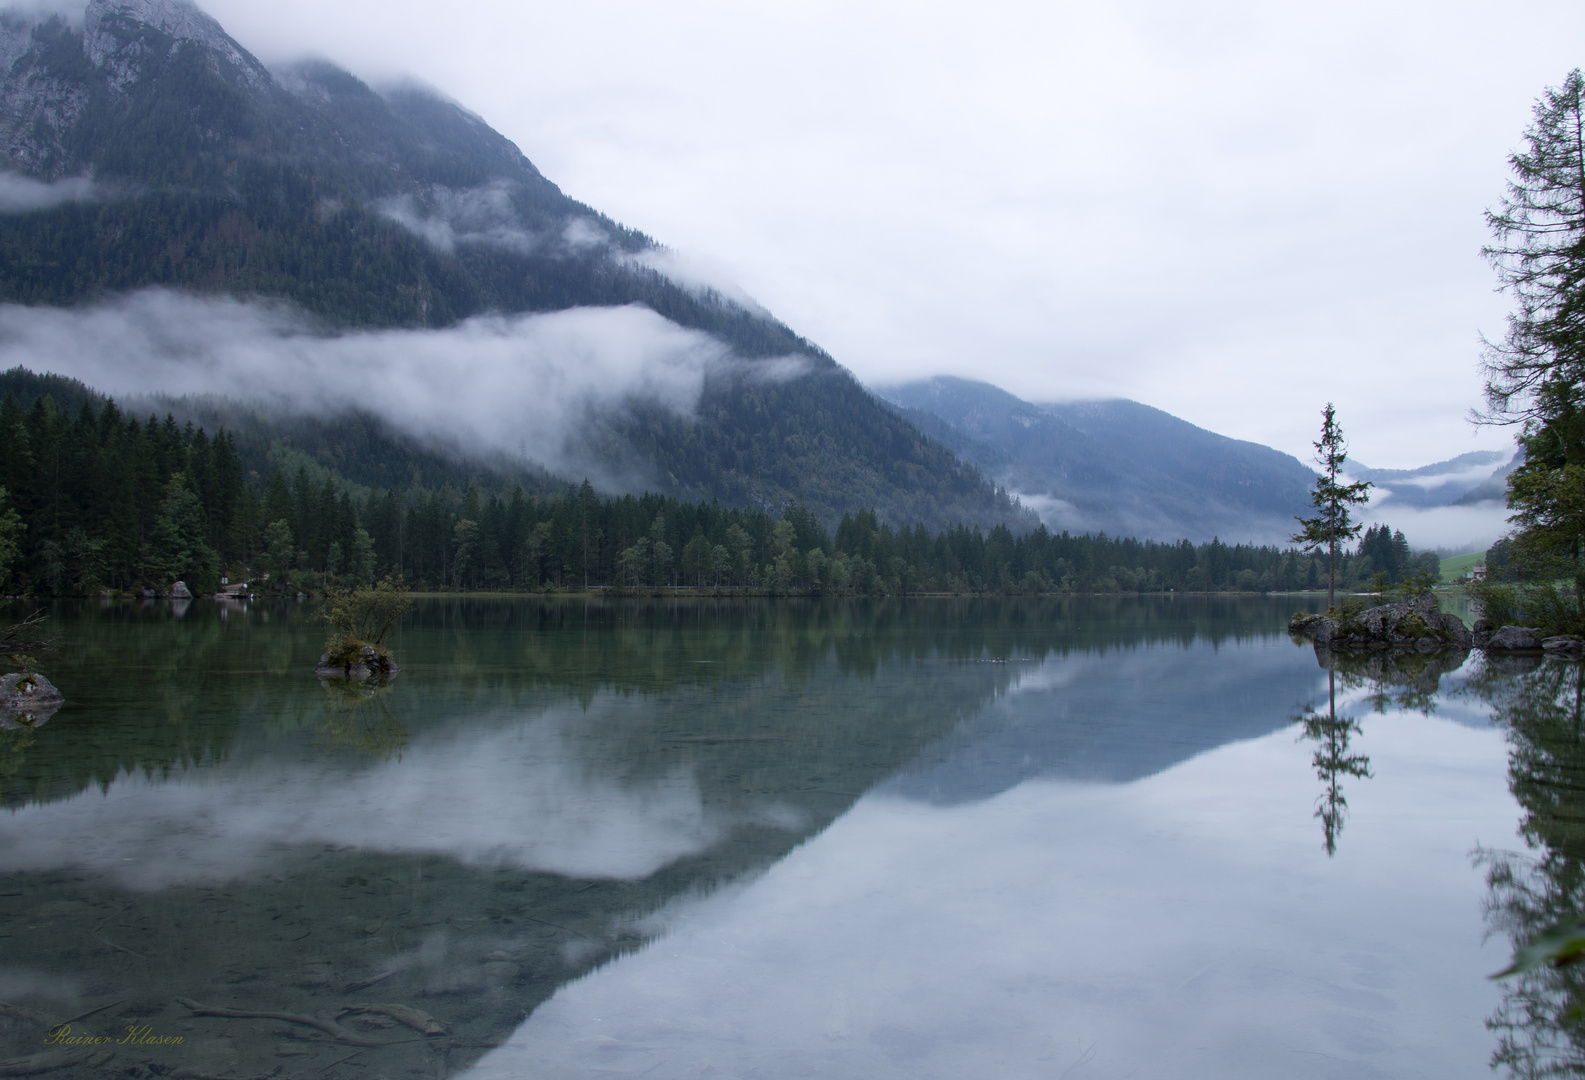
1371,461,1501,493
0,171,95,213
1356,502,1511,556
625,247,773,318
374,179,622,262
376,180,539,255
0,288,751,487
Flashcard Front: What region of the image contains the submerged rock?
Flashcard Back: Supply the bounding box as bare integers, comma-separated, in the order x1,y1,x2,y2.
0,671,64,728
1288,593,1471,651
315,645,400,682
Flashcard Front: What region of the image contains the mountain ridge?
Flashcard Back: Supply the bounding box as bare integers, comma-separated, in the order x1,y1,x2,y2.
876,376,1318,544
0,0,1025,530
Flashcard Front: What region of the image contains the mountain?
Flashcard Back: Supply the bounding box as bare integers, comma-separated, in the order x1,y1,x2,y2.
1343,451,1521,509
0,0,1021,530
876,376,1318,543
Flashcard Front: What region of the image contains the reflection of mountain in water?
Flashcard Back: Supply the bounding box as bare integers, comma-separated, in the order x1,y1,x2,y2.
0,595,1317,1078
887,637,1326,803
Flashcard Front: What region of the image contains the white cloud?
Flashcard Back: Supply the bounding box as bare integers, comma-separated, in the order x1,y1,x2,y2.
0,288,736,488
0,0,85,27
1368,461,1504,492
1359,502,1512,554
626,247,772,317
375,179,538,255
0,172,94,213
560,215,606,252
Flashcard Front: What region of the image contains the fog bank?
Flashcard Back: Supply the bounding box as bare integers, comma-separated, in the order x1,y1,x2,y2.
0,288,750,488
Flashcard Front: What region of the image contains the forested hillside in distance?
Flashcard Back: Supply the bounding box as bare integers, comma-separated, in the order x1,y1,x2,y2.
0,387,1434,598
0,366,1021,532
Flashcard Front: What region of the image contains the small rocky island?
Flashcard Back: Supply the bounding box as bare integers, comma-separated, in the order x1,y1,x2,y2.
1289,593,1471,650
1289,592,1584,655
0,671,64,728
313,578,412,683
315,645,401,682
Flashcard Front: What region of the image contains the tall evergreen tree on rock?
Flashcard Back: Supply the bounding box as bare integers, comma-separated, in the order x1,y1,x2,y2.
1292,404,1372,611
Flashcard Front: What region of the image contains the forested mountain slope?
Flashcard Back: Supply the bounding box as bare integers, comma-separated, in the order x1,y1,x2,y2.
0,0,1021,530
1343,451,1520,510
877,377,1318,543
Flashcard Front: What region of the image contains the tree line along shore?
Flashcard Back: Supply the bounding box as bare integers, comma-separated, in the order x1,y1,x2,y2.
0,392,1439,599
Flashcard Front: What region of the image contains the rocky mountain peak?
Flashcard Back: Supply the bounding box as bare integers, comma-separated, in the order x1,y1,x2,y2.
83,0,267,90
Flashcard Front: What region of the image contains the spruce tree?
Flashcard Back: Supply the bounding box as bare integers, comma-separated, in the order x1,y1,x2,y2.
1481,70,1585,602
1292,404,1372,611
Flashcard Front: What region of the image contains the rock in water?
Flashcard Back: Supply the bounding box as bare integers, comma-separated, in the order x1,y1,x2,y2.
0,672,64,728
315,646,400,682
170,580,192,599
1287,593,1472,650
1486,625,1544,652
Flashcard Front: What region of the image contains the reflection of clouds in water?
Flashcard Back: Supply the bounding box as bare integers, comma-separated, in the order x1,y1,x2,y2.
466,714,1513,1080
0,707,758,889
0,965,79,1005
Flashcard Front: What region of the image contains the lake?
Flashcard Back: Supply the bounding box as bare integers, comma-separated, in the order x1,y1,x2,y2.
0,595,1571,1078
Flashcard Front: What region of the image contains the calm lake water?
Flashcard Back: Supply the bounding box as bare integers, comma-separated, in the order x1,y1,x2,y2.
0,596,1575,1078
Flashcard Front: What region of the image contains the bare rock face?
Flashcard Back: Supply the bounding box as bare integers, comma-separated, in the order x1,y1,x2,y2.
0,671,64,728
1287,593,1471,651
315,646,400,682
0,0,270,174
1486,625,1544,652
83,0,269,91
1544,635,1585,656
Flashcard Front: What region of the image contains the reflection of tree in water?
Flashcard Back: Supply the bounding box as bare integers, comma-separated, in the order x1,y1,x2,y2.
1471,656,1585,1078
0,723,35,789
1295,646,1466,855
1314,645,1468,718
1296,669,1372,856
316,678,409,761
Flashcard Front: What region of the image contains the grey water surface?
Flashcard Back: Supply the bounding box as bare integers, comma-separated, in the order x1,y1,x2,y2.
0,596,1552,1078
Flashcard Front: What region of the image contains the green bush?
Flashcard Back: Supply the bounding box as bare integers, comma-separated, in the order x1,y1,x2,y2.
1468,579,1585,637
319,576,412,664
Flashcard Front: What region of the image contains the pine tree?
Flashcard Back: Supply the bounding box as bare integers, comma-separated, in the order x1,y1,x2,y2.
1292,404,1372,611
1481,70,1585,600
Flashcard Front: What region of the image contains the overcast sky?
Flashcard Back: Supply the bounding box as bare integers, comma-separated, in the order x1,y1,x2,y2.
174,0,1585,466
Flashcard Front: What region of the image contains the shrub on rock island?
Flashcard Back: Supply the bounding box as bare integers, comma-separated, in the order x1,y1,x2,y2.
318,576,412,671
